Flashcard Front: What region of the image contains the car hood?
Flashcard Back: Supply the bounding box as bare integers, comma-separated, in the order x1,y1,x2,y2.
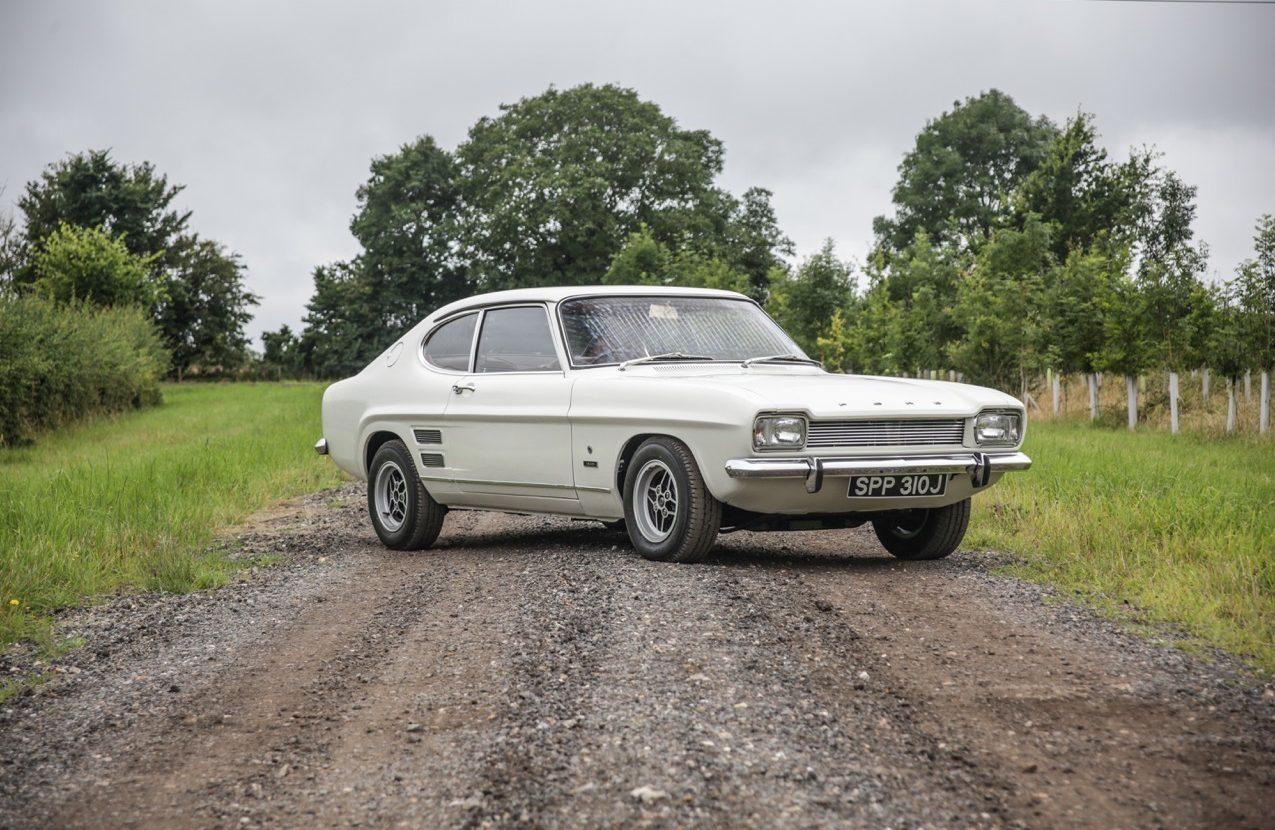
607,365,1021,419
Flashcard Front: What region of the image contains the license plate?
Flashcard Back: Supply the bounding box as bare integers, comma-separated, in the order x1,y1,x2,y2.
848,474,948,498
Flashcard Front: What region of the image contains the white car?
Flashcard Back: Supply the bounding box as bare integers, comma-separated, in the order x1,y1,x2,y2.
317,286,1031,563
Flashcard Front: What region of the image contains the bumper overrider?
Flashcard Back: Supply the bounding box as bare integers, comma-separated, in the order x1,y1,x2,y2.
724,451,1032,494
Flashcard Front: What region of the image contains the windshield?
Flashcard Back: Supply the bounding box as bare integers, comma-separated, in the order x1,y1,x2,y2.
558,296,805,367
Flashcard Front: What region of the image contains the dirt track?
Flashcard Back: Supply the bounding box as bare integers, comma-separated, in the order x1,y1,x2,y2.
2,484,1271,829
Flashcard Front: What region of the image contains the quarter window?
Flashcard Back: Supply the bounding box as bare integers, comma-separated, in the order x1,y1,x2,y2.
475,307,561,373
422,312,477,371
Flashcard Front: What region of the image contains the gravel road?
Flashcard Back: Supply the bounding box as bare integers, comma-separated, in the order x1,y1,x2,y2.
2,484,1271,829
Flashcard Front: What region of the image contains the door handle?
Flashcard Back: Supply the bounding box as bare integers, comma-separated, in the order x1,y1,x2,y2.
452,383,476,394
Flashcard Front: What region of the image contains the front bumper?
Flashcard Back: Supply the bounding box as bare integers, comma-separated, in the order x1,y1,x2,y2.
724,451,1031,494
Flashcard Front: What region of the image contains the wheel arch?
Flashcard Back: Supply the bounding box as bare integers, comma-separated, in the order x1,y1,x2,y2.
615,432,660,495
614,432,721,499
363,429,404,478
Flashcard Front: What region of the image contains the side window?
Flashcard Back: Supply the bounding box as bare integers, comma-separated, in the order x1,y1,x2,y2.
422,313,477,371
475,307,562,373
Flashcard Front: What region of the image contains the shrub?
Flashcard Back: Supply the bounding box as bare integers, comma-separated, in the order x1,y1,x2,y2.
0,295,168,445
30,223,163,308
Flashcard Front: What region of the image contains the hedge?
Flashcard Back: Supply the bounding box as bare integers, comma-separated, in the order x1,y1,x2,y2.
0,295,168,445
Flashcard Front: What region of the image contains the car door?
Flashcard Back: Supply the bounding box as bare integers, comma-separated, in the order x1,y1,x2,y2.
442,304,579,507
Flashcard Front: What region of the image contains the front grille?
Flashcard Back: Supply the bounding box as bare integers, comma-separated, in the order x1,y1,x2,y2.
420,452,445,468
807,418,965,448
413,428,442,444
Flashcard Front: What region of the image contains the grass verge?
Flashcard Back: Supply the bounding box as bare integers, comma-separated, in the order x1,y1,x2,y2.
968,420,1274,673
0,382,342,648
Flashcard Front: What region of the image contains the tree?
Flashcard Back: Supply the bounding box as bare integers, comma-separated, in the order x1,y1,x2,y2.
842,279,901,375
18,149,189,272
873,90,1057,256
876,231,966,365
603,226,673,286
16,150,261,378
297,260,382,379
1094,273,1156,429
350,135,469,330
0,193,24,290
1043,245,1123,380
1235,215,1275,372
769,240,855,355
603,226,751,294
156,237,259,377
1136,172,1209,372
949,218,1053,394
719,187,793,301
1015,114,1152,262
455,84,739,290
261,324,303,378
29,223,162,308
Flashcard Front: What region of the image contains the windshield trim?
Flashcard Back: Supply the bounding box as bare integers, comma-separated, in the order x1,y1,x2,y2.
554,292,804,371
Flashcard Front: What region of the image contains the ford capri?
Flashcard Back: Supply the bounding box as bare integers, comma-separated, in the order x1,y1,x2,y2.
316,286,1031,563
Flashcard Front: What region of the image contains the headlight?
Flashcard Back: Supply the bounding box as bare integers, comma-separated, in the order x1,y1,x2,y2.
973,411,1022,446
753,414,806,451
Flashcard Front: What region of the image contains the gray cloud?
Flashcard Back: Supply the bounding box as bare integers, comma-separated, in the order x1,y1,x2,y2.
2,0,1272,343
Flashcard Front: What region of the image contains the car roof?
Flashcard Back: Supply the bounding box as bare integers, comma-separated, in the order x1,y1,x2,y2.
428,285,752,322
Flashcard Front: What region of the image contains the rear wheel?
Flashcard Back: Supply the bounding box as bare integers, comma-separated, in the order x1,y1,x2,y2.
367,439,445,550
623,438,720,563
872,498,970,560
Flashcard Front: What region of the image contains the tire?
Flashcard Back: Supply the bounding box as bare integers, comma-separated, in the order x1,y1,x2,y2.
622,438,721,563
872,498,970,561
367,439,445,550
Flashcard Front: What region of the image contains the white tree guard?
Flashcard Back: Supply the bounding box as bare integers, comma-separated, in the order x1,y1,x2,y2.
1126,375,1137,431
1261,371,1270,434
1169,371,1180,434
1226,379,1237,433
1051,372,1061,417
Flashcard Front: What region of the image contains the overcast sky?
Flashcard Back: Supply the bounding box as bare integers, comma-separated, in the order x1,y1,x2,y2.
2,0,1272,343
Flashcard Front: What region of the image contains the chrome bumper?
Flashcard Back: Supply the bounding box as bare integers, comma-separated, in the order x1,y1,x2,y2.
314,438,329,455
724,451,1032,494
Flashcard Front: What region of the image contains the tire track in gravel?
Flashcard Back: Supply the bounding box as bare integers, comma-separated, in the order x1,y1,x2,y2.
461,528,1009,829
49,551,448,828
710,527,1275,830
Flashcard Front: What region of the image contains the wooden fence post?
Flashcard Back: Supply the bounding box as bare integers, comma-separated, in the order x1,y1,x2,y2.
1202,367,1210,405
1261,370,1270,434
1226,378,1237,433
1051,371,1061,417
1169,371,1180,434
1088,373,1099,420
1126,375,1137,431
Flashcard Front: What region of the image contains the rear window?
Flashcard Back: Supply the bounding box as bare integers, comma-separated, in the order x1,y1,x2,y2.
422,312,477,371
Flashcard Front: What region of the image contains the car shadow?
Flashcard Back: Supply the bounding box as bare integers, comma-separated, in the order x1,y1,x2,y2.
425,517,942,572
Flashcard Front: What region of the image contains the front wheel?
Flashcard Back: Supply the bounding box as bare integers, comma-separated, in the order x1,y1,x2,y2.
623,438,721,563
872,498,970,560
367,439,446,550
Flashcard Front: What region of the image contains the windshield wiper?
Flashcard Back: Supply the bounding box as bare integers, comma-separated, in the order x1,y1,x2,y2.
618,352,716,371
741,353,823,368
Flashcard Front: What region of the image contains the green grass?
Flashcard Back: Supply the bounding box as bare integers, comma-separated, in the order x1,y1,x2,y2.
0,382,343,648
968,420,1275,673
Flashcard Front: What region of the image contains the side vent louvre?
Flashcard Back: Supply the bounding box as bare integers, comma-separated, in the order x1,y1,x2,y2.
413,428,442,445
419,452,445,468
